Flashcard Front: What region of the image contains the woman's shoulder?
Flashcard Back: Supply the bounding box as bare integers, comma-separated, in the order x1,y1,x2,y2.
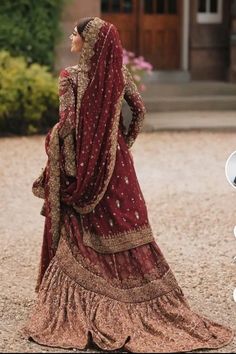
59,65,80,79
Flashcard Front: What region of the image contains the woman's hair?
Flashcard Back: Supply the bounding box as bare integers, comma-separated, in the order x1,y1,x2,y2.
76,17,96,39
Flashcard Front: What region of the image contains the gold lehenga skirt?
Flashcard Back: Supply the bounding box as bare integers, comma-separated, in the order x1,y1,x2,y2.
20,206,235,353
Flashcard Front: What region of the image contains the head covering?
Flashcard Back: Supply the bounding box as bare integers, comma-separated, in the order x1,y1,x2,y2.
76,16,95,39
60,17,125,214
32,17,125,258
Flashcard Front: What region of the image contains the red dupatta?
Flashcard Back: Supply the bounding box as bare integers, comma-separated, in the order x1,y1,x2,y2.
60,17,125,214
32,17,125,253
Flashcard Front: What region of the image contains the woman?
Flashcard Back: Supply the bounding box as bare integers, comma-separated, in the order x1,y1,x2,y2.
21,16,235,352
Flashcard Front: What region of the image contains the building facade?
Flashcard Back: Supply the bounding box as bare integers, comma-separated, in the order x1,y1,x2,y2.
56,0,236,82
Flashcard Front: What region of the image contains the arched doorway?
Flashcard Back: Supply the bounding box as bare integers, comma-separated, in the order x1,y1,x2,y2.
101,0,182,70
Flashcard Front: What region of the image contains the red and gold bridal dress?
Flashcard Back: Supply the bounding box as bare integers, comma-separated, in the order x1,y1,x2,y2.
21,17,235,353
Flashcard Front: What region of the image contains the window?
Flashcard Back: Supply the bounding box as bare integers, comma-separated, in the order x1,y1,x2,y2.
144,0,177,15
144,0,153,13
123,0,132,13
197,0,223,23
101,0,133,13
156,0,165,14
101,0,109,12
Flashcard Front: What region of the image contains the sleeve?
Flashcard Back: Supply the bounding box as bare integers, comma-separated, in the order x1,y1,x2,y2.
122,66,147,149
58,69,76,138
58,68,77,177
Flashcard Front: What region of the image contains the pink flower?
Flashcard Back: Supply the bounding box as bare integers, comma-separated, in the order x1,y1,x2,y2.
128,51,135,58
123,56,129,65
122,48,153,89
133,74,141,82
139,84,146,92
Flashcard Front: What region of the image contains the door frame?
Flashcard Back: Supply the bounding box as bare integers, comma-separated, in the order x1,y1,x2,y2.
99,0,190,71
181,0,190,71
136,0,190,72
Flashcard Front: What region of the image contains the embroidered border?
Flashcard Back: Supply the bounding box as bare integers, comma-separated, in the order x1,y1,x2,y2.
75,17,105,138
72,88,125,214
122,65,146,149
61,222,169,289
81,222,155,253
58,66,79,139
32,168,45,199
58,117,73,139
55,231,180,303
47,123,61,250
38,19,106,248
70,17,125,214
63,133,76,177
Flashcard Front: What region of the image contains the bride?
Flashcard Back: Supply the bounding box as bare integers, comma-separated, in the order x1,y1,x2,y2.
21,16,235,352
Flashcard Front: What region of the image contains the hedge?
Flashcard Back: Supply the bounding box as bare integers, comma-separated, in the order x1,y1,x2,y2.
0,0,64,69
0,51,58,135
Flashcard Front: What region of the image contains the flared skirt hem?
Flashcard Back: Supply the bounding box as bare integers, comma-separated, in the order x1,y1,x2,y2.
20,258,235,353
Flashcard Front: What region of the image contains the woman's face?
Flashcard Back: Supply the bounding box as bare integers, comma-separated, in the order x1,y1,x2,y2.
69,26,84,53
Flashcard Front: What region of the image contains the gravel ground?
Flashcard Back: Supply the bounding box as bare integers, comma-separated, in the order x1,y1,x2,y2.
0,127,236,353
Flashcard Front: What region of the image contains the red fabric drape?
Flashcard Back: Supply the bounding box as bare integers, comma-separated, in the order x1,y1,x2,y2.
59,19,125,213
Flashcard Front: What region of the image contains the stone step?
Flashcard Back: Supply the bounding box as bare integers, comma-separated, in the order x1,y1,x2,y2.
143,111,236,131
142,81,236,97
142,70,191,83
143,95,236,112
138,79,236,112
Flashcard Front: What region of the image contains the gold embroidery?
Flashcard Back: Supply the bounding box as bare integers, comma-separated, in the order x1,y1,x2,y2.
81,222,155,254
63,133,76,177
62,223,169,289
122,64,146,149
58,75,71,113
22,251,235,354
22,222,235,352
52,17,125,215
116,199,120,208
55,231,179,303
58,67,78,139
58,119,73,139
72,89,125,214
24,19,235,354
47,124,61,250
75,17,105,138
122,64,139,96
40,202,46,216
32,168,45,199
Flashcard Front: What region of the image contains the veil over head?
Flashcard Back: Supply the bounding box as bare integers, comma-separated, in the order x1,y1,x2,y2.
59,17,125,214
32,17,126,254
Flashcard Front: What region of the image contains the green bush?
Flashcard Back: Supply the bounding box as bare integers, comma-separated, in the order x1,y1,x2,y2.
0,0,64,69
0,51,58,135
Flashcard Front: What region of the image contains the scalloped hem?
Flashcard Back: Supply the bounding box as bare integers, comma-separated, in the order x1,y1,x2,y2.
21,328,235,354
20,258,235,353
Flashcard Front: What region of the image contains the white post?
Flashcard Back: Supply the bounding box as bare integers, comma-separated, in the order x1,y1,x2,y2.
182,0,190,71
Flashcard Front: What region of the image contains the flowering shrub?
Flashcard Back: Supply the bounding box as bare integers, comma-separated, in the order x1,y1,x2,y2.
122,49,153,92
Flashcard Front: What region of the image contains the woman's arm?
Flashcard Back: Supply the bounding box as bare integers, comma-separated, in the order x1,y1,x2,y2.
122,66,147,149
57,68,77,177
58,68,76,137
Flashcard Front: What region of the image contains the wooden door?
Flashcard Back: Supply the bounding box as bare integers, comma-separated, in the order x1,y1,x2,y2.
140,0,182,69
101,0,138,53
101,0,182,70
